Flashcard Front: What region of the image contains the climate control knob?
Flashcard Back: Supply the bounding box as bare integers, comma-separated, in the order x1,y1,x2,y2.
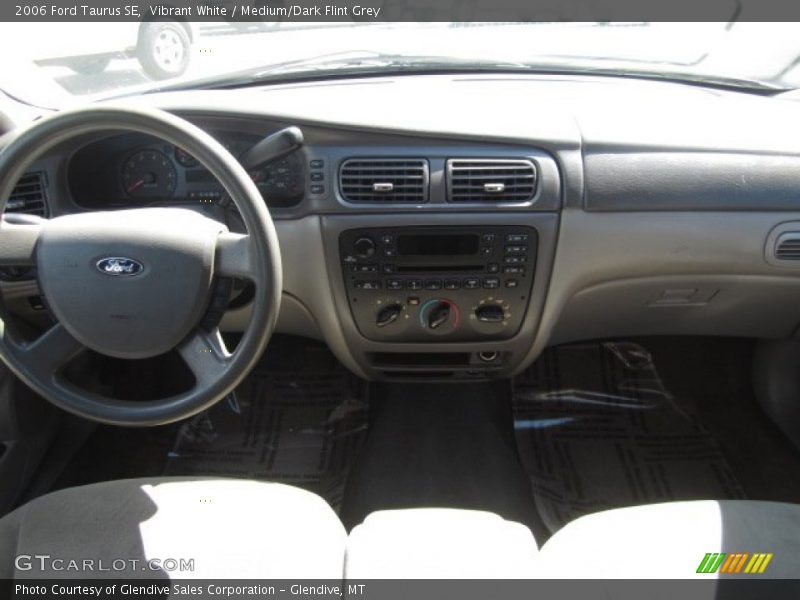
475,304,505,323
419,299,460,332
376,303,403,327
426,302,451,330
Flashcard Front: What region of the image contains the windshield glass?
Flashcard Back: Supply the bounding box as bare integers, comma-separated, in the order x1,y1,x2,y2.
1,21,799,107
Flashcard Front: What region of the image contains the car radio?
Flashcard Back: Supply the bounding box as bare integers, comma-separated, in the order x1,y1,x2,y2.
339,226,537,342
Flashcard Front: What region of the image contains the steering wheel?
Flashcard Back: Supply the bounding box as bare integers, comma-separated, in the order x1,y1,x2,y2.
0,105,282,426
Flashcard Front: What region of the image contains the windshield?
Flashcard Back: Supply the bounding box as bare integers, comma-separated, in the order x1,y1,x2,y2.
2,21,799,107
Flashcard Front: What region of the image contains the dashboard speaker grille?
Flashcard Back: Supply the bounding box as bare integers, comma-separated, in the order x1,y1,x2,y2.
775,232,800,260
6,171,48,217
447,159,537,203
340,158,429,203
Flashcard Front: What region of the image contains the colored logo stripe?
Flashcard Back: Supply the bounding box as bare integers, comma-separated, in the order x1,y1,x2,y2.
697,553,774,574
744,553,774,574
720,553,749,574
697,553,726,573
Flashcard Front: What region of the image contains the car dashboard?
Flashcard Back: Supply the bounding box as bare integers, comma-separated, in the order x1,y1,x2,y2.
4,73,800,381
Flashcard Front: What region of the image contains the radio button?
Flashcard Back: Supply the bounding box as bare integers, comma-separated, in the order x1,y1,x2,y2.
381,264,396,274
506,234,528,242
425,279,443,290
505,279,519,288
503,266,524,274
444,279,461,290
504,255,527,264
463,278,480,289
505,245,527,254
387,279,404,290
481,247,493,256
487,263,500,274
354,280,381,290
381,234,395,245
483,277,500,289
351,264,377,273
383,248,397,258
482,234,496,243
408,280,424,290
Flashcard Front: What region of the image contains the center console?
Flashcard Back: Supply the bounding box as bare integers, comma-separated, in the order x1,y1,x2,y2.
339,226,537,342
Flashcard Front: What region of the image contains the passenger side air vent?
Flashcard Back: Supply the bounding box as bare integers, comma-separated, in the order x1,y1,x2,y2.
5,171,48,217
339,159,429,203
446,159,537,203
774,232,800,260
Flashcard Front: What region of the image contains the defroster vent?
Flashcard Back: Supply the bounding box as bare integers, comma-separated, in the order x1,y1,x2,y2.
340,158,429,203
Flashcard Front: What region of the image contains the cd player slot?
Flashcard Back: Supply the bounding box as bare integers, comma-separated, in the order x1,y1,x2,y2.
396,265,483,273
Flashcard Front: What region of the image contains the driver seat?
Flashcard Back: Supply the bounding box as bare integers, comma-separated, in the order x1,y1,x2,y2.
0,478,347,579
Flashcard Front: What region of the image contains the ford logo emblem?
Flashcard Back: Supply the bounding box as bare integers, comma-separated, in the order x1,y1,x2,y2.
96,257,144,277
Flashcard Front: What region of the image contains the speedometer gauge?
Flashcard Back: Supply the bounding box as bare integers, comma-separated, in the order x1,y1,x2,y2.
122,150,177,199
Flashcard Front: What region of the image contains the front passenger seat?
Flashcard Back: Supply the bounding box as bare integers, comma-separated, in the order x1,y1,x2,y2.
0,478,347,579
536,500,800,578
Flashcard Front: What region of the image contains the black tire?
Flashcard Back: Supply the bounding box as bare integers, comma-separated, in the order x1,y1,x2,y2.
137,22,191,81
68,57,111,76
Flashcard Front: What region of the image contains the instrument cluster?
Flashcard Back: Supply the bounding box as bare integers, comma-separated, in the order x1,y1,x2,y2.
67,130,305,209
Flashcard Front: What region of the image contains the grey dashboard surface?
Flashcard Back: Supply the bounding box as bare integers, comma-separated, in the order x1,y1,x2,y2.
123,74,800,213
584,152,800,212
19,73,800,217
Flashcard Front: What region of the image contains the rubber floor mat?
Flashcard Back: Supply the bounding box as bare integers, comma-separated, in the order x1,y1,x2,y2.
513,341,746,533
163,338,368,511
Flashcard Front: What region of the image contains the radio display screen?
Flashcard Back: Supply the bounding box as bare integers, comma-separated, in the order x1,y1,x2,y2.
397,234,479,256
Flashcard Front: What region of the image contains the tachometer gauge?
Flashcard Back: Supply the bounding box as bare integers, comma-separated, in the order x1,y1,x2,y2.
251,155,304,207
122,150,177,199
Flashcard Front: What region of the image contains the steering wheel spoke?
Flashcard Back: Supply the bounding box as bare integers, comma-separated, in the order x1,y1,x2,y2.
20,323,85,377
215,232,256,280
0,217,43,267
178,328,232,387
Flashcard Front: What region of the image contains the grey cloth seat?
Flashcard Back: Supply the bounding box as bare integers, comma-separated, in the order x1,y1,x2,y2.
535,500,800,578
0,477,347,579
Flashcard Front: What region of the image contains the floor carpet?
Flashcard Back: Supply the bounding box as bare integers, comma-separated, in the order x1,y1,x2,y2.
513,341,746,532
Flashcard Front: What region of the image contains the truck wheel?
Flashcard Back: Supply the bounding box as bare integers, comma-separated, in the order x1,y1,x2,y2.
138,22,190,80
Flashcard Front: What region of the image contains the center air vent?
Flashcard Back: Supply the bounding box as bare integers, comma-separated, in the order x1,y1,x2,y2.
5,171,48,217
447,159,537,203
340,158,429,203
